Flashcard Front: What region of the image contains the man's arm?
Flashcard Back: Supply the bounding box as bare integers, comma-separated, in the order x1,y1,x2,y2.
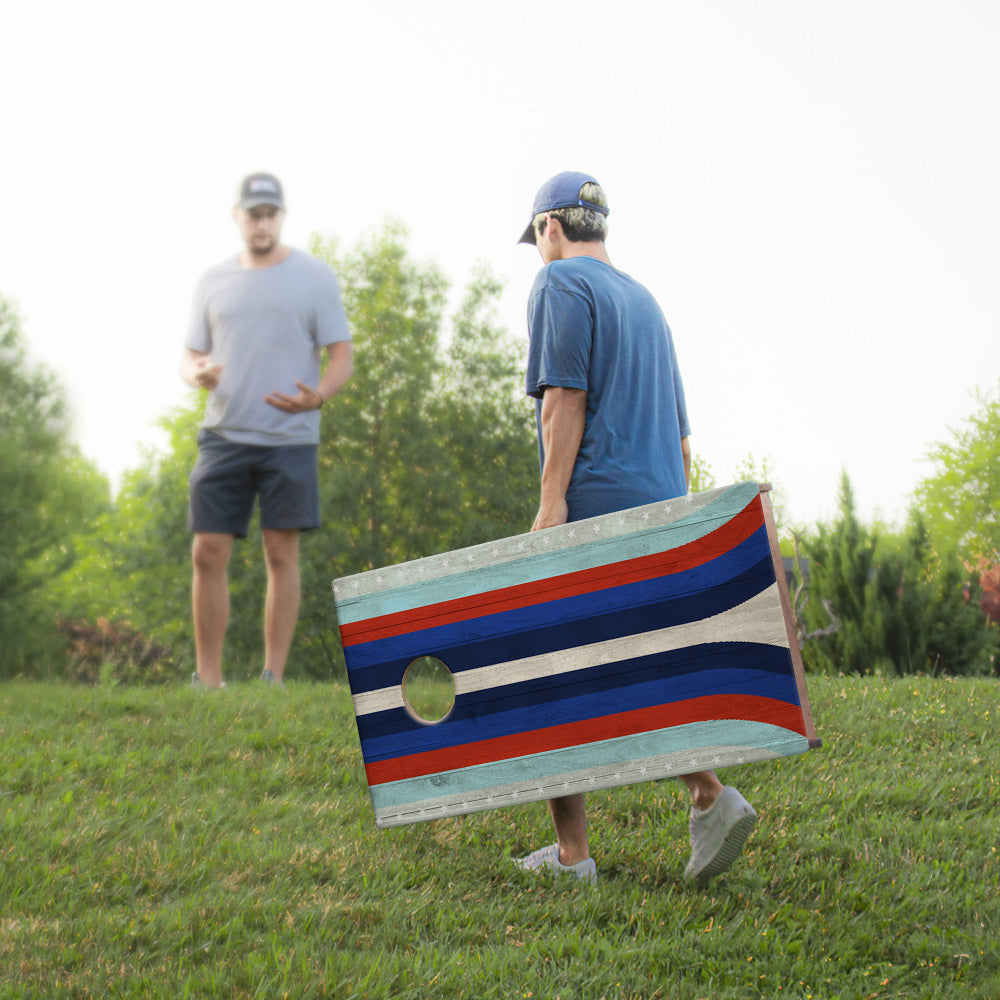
681,435,691,491
180,348,223,391
265,340,354,413
533,386,587,531
317,340,354,402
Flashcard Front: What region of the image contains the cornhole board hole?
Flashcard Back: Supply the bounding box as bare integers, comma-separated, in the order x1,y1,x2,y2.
333,482,818,829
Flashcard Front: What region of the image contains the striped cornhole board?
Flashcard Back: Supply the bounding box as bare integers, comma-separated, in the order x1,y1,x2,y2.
333,482,817,828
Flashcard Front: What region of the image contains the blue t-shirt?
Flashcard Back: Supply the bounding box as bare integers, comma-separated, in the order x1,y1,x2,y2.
525,256,690,521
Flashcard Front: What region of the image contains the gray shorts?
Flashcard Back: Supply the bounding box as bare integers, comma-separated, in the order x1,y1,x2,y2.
187,429,321,538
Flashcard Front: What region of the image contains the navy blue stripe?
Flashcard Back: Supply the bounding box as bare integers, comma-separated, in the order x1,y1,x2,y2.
356,639,797,745
346,529,775,694
347,548,773,696
357,644,800,761
346,525,770,673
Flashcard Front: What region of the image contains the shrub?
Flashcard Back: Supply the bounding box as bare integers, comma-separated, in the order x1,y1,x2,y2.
57,618,180,686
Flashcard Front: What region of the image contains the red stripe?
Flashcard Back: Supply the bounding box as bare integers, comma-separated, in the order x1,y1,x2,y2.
343,496,764,647
364,692,804,786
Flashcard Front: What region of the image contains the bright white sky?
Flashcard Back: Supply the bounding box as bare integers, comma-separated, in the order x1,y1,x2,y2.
2,0,997,529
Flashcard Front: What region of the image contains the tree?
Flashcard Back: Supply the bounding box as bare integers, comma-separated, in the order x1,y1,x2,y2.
0,294,112,676
54,401,202,663
299,226,538,676
913,381,1000,563
687,454,717,495
433,262,539,547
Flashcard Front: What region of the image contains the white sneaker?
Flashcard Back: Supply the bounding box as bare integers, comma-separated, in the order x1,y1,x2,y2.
685,786,757,885
514,843,598,884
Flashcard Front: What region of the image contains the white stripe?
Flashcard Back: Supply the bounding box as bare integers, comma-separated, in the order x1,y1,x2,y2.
351,584,787,717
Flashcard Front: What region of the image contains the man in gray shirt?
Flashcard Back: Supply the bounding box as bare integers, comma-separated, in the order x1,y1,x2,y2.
181,172,353,689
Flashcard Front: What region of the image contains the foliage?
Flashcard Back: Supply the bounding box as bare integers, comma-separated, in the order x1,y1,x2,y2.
797,471,998,676
687,452,716,494
51,401,202,667
300,226,538,677
913,381,1000,563
0,675,997,999
60,223,538,682
309,227,536,569
0,294,112,676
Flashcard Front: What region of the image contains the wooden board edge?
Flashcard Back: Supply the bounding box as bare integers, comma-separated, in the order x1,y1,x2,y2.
758,484,821,747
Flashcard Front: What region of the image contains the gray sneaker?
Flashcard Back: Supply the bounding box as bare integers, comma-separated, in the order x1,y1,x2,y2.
514,843,597,884
191,672,226,690
684,786,757,885
260,669,286,688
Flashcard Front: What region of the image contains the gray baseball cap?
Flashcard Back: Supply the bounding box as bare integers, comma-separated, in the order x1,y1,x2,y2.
238,172,285,210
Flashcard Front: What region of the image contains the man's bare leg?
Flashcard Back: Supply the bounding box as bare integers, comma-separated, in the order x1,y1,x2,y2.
192,532,234,688
680,770,726,810
262,528,301,682
547,793,591,865
547,772,723,866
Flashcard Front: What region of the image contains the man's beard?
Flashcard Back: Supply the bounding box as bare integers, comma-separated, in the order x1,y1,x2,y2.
250,238,277,255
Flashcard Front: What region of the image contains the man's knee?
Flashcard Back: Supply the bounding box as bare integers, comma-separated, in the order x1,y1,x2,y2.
262,530,300,574
192,533,233,573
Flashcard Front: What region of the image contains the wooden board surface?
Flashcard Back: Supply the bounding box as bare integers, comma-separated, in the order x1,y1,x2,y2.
333,482,817,828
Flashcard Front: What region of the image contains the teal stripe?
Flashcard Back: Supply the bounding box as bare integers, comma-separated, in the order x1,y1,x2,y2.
337,483,759,625
369,719,807,811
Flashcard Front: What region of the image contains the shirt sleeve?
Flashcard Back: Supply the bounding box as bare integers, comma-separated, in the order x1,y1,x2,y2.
312,267,352,346
667,329,691,438
184,275,212,353
525,269,592,399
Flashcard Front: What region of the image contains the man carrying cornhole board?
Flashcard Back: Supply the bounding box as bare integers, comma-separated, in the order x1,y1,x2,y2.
333,172,817,886
512,170,763,884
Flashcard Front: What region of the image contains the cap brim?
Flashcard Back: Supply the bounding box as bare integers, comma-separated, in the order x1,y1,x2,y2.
517,220,536,245
240,197,285,210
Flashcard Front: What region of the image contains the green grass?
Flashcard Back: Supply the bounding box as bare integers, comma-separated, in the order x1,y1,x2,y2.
0,675,996,999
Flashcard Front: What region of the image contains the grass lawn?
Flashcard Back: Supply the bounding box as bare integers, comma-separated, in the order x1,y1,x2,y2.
0,674,996,999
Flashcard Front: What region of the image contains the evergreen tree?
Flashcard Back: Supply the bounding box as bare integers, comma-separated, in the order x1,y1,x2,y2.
798,471,998,675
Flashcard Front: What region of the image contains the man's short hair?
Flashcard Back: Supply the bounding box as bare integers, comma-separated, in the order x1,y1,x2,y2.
533,182,609,243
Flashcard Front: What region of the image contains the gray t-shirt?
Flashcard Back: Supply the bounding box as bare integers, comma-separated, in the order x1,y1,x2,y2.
186,248,351,445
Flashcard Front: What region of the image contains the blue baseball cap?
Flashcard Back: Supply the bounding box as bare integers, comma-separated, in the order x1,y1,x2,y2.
518,170,609,244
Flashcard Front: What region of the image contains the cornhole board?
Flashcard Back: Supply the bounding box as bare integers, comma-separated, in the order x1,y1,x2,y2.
333,482,818,828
